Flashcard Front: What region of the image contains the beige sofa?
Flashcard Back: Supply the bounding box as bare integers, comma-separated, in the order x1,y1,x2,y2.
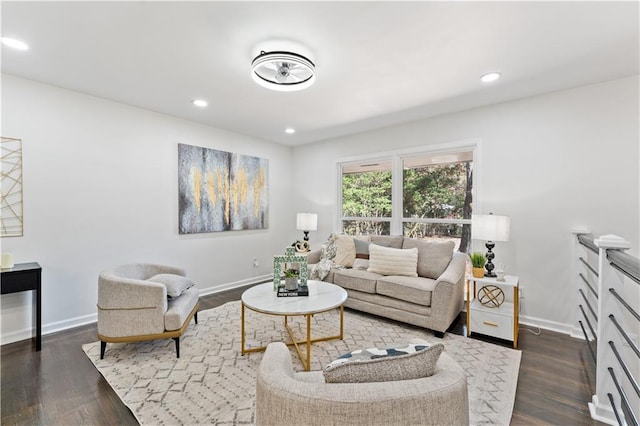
256,341,469,425
307,235,466,336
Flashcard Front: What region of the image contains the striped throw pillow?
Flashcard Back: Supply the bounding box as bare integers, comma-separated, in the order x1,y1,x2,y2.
367,244,418,277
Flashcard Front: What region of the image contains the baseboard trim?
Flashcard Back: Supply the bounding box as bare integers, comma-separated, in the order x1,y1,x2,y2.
1,313,97,346
198,274,272,296
588,395,617,425
1,274,274,346
518,314,578,337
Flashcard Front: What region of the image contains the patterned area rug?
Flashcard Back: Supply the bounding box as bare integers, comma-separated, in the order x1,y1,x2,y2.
83,301,520,425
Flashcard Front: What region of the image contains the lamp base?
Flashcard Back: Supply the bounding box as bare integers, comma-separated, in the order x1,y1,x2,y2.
484,241,497,277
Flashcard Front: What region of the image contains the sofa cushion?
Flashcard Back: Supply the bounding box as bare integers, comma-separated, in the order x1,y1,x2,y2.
371,235,404,249
402,239,455,279
333,234,356,268
376,275,437,307
367,244,418,277
147,273,195,298
323,341,444,383
333,269,381,294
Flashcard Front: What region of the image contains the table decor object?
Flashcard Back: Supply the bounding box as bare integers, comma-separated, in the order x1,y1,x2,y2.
273,247,308,291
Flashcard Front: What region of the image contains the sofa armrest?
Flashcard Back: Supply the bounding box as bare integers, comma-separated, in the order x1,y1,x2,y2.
429,252,467,333
306,249,322,264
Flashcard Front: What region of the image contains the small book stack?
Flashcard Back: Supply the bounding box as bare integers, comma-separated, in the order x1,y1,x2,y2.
277,286,309,297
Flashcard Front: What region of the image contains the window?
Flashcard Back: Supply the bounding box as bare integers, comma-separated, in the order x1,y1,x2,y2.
339,145,475,253
340,159,392,235
402,152,473,253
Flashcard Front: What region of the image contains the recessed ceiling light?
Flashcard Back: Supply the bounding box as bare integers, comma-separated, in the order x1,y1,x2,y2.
285,128,296,134
192,99,208,108
1,36,29,51
480,72,501,83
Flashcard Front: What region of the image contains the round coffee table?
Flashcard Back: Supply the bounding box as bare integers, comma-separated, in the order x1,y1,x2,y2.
241,280,347,371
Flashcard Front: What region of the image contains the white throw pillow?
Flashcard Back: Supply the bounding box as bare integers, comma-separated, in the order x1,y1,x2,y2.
147,274,195,299
333,234,356,268
367,244,418,277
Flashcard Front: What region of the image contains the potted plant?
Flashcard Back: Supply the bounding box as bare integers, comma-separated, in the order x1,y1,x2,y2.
470,252,486,278
283,268,299,290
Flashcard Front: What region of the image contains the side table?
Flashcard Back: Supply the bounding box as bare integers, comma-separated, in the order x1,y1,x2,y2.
466,274,519,348
1,262,42,350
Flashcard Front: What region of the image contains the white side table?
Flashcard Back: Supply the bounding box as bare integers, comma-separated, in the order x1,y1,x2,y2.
466,275,520,348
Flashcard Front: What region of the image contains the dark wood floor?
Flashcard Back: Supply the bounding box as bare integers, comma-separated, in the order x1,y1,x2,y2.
2,284,601,425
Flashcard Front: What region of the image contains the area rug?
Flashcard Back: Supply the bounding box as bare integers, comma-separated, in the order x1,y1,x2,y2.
83,301,520,425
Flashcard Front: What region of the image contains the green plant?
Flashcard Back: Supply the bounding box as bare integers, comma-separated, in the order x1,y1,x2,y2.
283,268,299,278
470,252,486,268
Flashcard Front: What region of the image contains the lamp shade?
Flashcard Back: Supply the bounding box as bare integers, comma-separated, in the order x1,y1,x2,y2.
471,214,510,242
296,213,317,231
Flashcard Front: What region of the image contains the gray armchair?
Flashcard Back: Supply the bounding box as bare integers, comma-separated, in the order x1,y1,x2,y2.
256,341,469,426
97,263,199,359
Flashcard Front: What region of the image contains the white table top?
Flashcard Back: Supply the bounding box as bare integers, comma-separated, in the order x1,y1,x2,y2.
241,280,348,316
467,274,519,288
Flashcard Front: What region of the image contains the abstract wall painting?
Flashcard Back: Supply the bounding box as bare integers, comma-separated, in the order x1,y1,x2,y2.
178,143,268,234
1,137,23,237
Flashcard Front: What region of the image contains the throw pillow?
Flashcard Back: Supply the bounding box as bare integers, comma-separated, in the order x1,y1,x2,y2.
333,234,356,268
367,244,418,277
402,239,455,279
354,237,388,259
354,239,371,259
147,274,195,299
352,258,369,270
323,342,444,383
320,237,337,261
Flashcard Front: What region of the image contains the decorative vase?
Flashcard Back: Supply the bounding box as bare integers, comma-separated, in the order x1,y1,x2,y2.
284,277,298,291
472,267,485,278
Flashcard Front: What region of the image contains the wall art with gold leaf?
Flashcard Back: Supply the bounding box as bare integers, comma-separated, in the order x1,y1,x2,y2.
178,143,268,234
1,137,23,237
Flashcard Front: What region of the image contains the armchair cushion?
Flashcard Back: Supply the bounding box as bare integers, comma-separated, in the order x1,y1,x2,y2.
148,273,196,298
323,340,444,383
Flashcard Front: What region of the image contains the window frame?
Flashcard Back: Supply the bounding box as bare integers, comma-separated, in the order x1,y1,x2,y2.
336,139,481,243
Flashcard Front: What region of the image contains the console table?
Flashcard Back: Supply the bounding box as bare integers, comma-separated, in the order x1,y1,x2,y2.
1,262,42,350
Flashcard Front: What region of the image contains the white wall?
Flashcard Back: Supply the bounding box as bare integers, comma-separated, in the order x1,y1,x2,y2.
1,74,296,343
292,76,640,333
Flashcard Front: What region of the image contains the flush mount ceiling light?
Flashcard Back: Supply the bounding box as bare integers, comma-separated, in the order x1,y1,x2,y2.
251,50,316,92
192,99,208,107
285,128,296,134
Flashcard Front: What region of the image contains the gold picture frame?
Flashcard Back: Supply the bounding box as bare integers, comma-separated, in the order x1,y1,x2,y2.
1,137,23,237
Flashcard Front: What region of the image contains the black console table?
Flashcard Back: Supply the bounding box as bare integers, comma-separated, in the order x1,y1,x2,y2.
1,262,42,350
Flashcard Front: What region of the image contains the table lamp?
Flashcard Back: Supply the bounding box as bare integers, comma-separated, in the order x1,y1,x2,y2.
296,213,317,242
471,213,510,277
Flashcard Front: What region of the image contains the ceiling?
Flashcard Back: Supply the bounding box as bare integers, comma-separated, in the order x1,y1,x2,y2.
1,1,638,146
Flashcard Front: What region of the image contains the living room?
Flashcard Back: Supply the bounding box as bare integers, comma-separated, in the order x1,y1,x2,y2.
1,1,639,425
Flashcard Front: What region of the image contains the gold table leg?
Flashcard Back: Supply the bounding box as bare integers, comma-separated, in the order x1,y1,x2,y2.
241,303,246,355
466,279,471,337
242,305,345,371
